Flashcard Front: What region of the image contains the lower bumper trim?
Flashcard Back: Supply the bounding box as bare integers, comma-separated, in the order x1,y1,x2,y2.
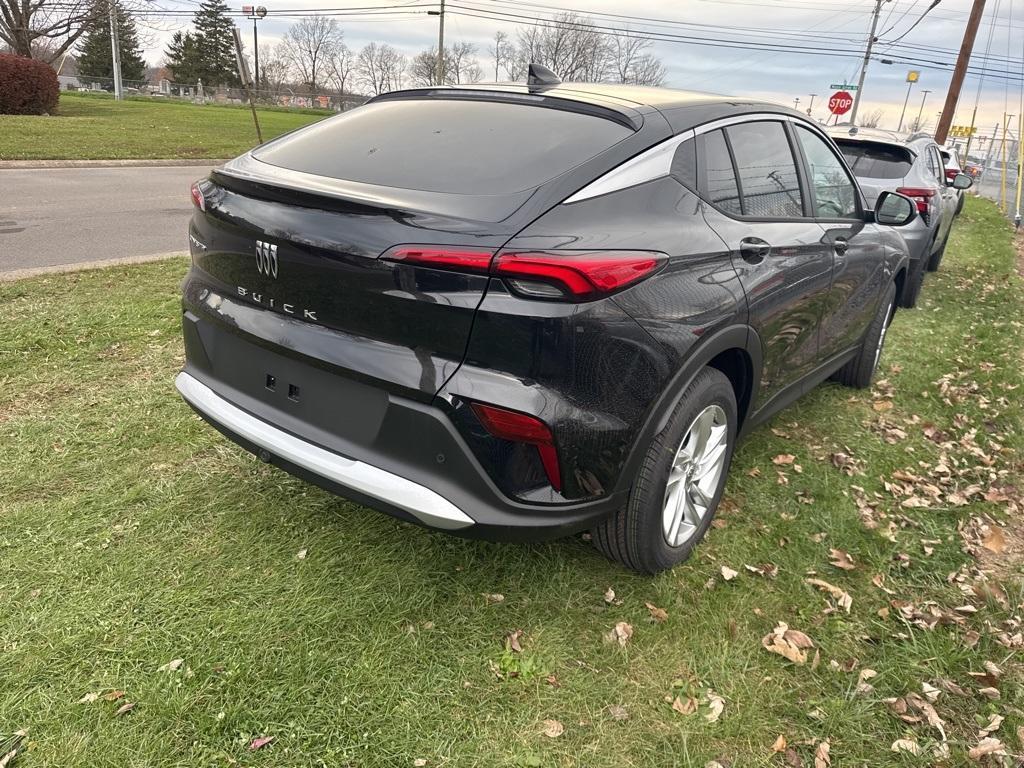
174,371,476,531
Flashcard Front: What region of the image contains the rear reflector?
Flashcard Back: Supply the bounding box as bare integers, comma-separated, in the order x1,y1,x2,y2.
381,245,666,301
190,182,205,211
470,403,562,492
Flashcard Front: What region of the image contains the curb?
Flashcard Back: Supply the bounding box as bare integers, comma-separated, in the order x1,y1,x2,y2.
0,252,186,282
0,159,230,169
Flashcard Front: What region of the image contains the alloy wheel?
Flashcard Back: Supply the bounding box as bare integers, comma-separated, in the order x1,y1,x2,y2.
662,404,729,548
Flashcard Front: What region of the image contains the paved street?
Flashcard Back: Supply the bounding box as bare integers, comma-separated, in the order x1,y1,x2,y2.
0,165,222,274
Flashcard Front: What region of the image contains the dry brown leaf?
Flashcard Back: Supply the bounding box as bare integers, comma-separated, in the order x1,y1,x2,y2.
541,719,564,738
981,526,1007,553
720,565,738,581
482,593,505,605
671,696,697,715
829,549,856,570
968,737,1005,760
413,760,428,767
773,454,796,465
505,629,524,653
78,692,100,704
102,690,125,702
814,740,830,768
606,621,633,647
804,578,852,613
891,739,920,755
158,658,184,673
771,734,787,753
979,713,1004,737
977,686,1001,700
645,602,668,623
762,622,814,664
607,704,629,721
249,736,274,751
295,548,308,560
603,587,616,605
114,701,136,717
704,690,725,723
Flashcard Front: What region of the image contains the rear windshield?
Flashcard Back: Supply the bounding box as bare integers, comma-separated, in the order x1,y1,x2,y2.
252,98,634,195
835,140,914,180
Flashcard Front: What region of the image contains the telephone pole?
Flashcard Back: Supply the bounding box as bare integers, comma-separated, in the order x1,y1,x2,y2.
849,0,884,127
436,0,446,85
107,0,123,100
935,0,987,145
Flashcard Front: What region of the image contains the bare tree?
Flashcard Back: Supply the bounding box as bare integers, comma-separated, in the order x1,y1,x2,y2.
608,35,665,86
326,42,353,95
513,14,612,83
860,109,885,129
408,42,481,86
488,30,512,81
257,42,291,96
280,16,342,92
355,41,404,96
1,0,100,61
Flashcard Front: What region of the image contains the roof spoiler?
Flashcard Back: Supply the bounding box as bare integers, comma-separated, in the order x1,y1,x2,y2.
527,63,561,90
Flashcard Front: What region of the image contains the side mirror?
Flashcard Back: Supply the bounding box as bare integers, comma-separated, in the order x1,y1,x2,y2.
875,191,917,227
952,172,973,190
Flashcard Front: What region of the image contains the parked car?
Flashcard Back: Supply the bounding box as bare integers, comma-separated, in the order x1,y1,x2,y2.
828,127,972,307
177,72,919,574
940,144,967,215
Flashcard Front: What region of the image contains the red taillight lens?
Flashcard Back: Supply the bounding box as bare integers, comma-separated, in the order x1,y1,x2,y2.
382,246,495,272
190,182,205,211
945,168,959,182
381,245,666,301
494,251,666,299
897,187,935,216
470,403,561,492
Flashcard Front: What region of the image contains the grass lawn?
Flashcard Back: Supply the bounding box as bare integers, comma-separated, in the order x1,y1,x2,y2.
0,198,1021,766
0,92,330,161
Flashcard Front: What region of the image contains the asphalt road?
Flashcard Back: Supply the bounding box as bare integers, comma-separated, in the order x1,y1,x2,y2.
1,165,221,275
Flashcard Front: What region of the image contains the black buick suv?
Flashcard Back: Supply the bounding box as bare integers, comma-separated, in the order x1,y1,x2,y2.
177,74,918,573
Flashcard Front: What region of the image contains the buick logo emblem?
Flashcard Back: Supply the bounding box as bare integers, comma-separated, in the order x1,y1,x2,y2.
256,240,278,278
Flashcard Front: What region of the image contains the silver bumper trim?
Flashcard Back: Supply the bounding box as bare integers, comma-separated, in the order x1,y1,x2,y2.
175,372,476,530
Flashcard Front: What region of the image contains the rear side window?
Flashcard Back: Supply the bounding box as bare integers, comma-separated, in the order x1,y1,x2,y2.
252,98,633,194
837,140,914,180
725,121,803,218
794,126,859,219
701,130,742,215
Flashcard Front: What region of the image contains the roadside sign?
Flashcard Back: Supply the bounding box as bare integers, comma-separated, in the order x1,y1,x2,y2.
949,125,978,138
829,83,859,90
906,70,920,83
829,91,854,116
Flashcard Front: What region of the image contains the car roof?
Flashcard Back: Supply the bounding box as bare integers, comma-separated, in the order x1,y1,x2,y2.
372,82,808,133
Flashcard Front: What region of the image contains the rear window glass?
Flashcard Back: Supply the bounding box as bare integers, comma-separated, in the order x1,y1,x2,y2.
836,140,914,180
252,98,633,194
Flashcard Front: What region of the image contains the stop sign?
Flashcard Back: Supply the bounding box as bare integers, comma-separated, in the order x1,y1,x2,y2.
829,91,854,116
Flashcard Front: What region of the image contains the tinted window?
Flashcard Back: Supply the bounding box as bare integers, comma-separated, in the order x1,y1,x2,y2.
671,138,698,191
930,147,946,182
838,140,914,180
701,129,742,216
795,126,858,219
252,99,633,194
726,121,803,218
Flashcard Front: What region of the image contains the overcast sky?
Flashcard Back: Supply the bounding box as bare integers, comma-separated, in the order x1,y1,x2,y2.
137,0,1024,137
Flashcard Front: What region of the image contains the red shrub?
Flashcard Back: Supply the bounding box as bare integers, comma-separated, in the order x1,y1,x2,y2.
0,54,60,115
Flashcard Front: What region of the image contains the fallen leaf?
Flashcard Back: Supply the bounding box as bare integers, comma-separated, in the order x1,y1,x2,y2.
295,548,308,560
814,740,830,768
249,736,274,751
720,565,738,581
981,526,1007,553
979,713,1004,737
829,549,856,570
978,686,1001,700
505,629,524,653
78,692,100,704
603,587,616,605
671,696,697,715
804,578,852,613
644,602,668,623
544,674,560,687
481,593,505,605
968,737,1005,760
541,719,564,738
413,760,427,767
102,690,125,702
606,621,633,647
762,622,815,664
704,690,725,723
607,704,629,721
771,734,787,753
158,658,184,673
0,750,16,768
891,739,920,755
773,454,796,465
114,701,136,717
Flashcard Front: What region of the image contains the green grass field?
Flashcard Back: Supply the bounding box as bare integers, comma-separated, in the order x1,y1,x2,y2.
0,198,1021,766
0,92,330,161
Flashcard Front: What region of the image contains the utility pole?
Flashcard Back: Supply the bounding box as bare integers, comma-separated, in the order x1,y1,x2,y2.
108,0,123,100
936,0,987,145
1000,113,1013,212
915,89,932,131
849,0,884,127
244,6,268,90
807,93,817,117
793,97,800,110
436,0,446,85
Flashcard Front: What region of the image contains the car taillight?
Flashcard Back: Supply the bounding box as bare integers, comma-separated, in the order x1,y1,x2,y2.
896,187,935,219
190,182,205,211
381,246,666,301
945,169,959,182
470,403,561,491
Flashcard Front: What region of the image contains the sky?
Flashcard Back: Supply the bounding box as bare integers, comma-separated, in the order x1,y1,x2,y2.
134,0,1024,139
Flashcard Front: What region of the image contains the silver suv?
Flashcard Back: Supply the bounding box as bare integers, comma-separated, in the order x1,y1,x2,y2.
828,127,972,307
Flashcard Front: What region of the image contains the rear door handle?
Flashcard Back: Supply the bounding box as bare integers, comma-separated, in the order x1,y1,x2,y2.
739,237,771,263
833,238,849,256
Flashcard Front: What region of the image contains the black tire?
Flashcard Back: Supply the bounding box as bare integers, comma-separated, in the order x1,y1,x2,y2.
832,282,896,389
898,257,925,309
592,367,737,574
956,193,965,216
926,235,948,272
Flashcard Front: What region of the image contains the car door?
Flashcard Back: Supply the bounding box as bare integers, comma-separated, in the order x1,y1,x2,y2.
930,145,957,241
791,124,888,360
696,118,834,413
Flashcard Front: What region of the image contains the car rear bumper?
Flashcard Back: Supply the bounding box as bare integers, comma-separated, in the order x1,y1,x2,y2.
176,304,625,541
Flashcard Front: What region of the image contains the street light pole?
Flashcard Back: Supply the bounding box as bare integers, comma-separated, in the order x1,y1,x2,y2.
244,6,268,90
793,97,800,110
108,0,123,100
807,94,817,117
436,0,446,84
915,89,932,131
897,80,914,131
849,0,884,127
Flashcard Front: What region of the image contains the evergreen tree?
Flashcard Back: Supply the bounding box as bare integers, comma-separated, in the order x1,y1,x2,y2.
192,0,239,87
164,30,201,83
76,0,147,85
